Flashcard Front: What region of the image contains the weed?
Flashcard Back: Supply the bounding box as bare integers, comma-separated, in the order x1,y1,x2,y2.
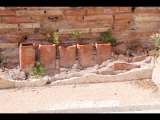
53,32,60,45
0,56,4,63
150,33,160,50
149,49,157,56
96,28,117,46
44,26,60,45
0,56,4,68
44,26,51,41
149,32,160,57
72,30,82,43
29,61,47,79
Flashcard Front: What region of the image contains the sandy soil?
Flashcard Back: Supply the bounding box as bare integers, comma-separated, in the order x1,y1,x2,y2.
0,79,160,113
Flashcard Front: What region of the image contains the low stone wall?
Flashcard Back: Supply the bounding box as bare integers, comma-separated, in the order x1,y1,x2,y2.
0,66,153,89
0,56,156,89
50,68,153,86
0,75,48,89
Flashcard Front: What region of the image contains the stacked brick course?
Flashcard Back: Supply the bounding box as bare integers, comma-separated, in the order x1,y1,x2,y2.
0,7,160,68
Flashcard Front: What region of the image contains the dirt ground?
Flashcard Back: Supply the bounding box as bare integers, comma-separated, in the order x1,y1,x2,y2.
0,79,160,113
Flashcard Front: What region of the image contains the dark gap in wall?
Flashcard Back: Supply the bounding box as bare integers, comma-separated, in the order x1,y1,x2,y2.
48,16,59,22
56,47,60,60
35,44,39,61
34,28,39,33
24,35,27,40
82,16,84,20
18,43,21,47
113,15,115,20
112,15,115,30
44,10,46,13
131,7,136,13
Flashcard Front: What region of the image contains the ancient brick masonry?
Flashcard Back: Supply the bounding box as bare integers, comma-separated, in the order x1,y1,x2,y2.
0,7,159,69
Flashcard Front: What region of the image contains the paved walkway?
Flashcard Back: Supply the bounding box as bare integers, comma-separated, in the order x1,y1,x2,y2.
1,79,160,113
31,100,160,113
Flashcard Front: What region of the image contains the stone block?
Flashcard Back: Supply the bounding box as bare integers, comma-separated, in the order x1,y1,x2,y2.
77,43,95,68
132,55,147,62
0,75,15,89
152,56,160,89
95,42,112,64
39,44,56,70
114,62,140,71
19,43,36,74
114,43,128,55
59,44,76,68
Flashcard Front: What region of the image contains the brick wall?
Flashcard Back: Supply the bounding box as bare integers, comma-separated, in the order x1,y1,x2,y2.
0,6,160,68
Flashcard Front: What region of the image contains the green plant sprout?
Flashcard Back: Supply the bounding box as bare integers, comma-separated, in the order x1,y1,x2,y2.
150,33,160,50
0,56,4,68
53,32,60,45
72,30,82,42
149,49,157,56
0,56,4,63
96,28,117,46
149,33,160,57
29,61,48,79
44,26,51,41
44,26,60,44
148,32,160,57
